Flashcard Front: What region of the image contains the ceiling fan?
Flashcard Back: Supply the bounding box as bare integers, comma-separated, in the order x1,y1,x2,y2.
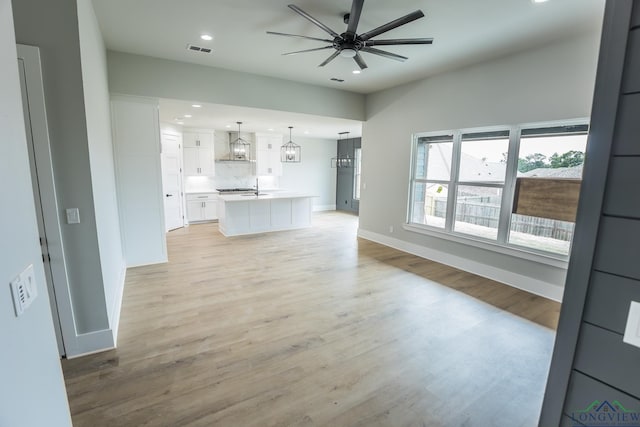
266,0,433,70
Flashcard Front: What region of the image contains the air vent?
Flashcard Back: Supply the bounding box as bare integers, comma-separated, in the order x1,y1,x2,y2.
186,44,212,54
330,78,345,82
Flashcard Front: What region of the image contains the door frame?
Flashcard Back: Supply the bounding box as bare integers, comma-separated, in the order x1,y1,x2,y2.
18,44,76,357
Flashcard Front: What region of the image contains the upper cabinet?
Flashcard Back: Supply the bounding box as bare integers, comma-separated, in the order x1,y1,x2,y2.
183,130,214,176
255,133,283,177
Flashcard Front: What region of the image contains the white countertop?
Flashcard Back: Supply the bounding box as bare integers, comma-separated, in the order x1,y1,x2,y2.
218,192,314,202
185,190,218,194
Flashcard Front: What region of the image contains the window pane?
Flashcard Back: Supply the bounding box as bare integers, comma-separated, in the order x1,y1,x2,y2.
511,130,587,254
517,133,587,177
415,140,453,181
509,214,575,255
459,136,509,182
411,182,448,228
454,185,503,240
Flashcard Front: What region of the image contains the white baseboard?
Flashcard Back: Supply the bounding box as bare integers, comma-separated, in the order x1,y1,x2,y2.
109,263,127,346
357,228,564,302
313,204,336,212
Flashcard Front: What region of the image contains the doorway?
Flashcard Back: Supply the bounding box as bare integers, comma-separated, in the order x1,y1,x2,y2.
18,44,75,357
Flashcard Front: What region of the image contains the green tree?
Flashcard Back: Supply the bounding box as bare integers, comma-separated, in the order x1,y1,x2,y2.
517,153,548,173
549,150,584,168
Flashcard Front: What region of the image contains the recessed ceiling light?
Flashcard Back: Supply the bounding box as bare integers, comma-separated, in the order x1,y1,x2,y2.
191,104,202,108
268,128,274,131
184,114,192,118
225,124,232,128
177,121,184,125
200,34,213,41
352,70,361,75
531,0,549,3
304,130,310,135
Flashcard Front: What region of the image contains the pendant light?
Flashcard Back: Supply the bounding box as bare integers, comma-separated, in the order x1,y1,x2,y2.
229,121,251,161
280,126,301,163
331,132,353,168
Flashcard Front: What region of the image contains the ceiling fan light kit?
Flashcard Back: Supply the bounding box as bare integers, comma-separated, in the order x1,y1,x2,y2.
267,0,433,70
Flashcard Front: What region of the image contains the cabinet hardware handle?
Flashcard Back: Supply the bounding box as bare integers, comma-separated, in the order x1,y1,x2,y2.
166,194,173,197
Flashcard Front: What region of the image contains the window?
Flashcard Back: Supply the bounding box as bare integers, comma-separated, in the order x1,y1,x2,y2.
353,148,362,200
408,122,588,258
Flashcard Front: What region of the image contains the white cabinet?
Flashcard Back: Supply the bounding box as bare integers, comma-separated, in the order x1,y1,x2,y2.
186,193,218,222
183,131,214,176
255,133,283,176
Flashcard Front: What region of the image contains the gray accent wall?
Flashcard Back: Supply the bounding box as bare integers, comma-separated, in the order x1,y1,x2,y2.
359,31,603,298
540,1,640,424
107,51,366,121
0,0,72,424
336,137,361,214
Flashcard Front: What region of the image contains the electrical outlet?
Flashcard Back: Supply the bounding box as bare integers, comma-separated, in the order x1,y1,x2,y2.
10,264,37,317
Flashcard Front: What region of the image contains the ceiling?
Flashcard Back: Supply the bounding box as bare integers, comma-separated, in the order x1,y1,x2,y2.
94,0,605,139
159,99,363,139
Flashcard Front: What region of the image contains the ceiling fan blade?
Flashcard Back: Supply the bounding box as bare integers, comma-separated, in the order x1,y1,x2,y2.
364,38,433,46
346,0,365,36
354,52,368,70
361,47,408,62
283,46,335,56
359,10,425,41
318,50,341,67
266,31,334,43
288,4,340,38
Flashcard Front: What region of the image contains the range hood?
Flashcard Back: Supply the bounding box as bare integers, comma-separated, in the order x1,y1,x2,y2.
217,123,252,162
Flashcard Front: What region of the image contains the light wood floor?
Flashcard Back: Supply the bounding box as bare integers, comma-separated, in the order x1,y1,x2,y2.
62,212,560,427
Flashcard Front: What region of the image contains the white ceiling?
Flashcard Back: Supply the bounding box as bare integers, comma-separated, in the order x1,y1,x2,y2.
159,99,363,139
94,0,605,138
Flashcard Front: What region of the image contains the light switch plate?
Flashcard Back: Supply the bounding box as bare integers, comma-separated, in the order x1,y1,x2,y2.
623,301,640,348
66,208,80,224
9,264,37,317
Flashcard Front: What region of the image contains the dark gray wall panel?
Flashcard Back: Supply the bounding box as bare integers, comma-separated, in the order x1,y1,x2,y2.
574,323,640,399
564,371,640,425
561,414,584,427
633,3,640,28
623,29,640,93
584,271,640,334
612,93,640,155
594,216,640,280
603,156,640,217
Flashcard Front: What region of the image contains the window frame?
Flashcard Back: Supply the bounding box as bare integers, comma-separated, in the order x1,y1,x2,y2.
406,119,589,265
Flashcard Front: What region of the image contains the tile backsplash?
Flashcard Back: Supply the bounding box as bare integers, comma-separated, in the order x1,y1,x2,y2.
184,163,279,193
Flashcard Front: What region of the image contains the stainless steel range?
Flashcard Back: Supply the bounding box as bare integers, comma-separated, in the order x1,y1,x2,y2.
216,188,255,195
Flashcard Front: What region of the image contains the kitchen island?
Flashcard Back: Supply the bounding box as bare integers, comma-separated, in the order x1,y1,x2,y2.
217,192,314,236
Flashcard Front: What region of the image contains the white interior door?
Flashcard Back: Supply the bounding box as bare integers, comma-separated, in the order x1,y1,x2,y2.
161,131,184,231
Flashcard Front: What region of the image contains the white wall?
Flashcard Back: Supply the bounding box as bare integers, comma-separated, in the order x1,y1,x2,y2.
12,0,110,336
107,51,366,121
0,1,72,425
77,0,125,332
360,33,602,300
280,137,337,211
111,96,167,267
